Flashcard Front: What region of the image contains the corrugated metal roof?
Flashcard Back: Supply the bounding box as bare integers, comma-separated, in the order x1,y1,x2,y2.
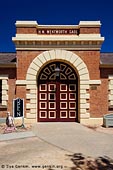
100,53,113,65
0,53,16,64
0,52,113,66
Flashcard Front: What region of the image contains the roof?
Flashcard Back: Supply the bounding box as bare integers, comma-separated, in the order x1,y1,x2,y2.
0,53,16,64
100,53,113,65
0,52,113,68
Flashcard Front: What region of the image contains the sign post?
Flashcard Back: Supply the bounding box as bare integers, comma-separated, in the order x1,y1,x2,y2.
13,98,24,128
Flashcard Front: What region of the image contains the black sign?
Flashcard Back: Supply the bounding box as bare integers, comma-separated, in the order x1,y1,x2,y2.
13,98,24,118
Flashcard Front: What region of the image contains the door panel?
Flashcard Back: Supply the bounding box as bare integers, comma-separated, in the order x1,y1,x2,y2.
38,62,78,122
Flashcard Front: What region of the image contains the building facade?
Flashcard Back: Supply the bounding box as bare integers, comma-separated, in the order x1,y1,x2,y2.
0,21,113,125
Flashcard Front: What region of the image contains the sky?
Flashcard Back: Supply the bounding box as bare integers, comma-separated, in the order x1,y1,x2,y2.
0,0,113,52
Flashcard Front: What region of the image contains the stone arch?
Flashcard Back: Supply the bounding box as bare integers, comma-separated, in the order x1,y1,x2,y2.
26,49,90,122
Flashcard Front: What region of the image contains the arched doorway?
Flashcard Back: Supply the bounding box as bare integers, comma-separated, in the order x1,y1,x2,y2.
38,61,78,122
26,49,90,123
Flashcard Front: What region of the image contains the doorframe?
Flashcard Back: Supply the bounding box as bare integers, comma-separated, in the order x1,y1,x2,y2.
26,49,90,123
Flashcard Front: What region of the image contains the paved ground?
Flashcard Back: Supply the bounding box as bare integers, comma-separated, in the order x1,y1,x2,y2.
32,123,113,158
0,137,74,170
0,131,35,141
0,122,113,170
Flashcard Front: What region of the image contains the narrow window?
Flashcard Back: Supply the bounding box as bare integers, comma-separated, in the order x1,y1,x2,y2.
0,80,2,103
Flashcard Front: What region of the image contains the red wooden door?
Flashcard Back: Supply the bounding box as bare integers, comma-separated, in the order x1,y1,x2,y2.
38,62,78,122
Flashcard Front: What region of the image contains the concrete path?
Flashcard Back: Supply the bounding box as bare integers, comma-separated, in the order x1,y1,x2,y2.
0,131,35,141
0,122,113,159
32,123,113,158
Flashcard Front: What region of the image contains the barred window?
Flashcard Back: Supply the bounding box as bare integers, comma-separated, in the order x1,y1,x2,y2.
0,80,2,103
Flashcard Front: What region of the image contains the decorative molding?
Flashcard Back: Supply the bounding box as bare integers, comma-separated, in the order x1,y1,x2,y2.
13,34,104,41
15,21,38,27
0,75,8,106
100,64,113,68
15,20,102,28
15,46,102,51
79,21,101,27
16,80,27,85
89,80,101,85
108,75,113,107
81,118,103,126
13,40,103,50
12,31,104,51
0,63,16,68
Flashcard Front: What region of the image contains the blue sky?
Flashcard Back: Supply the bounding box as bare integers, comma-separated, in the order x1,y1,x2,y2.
0,0,113,52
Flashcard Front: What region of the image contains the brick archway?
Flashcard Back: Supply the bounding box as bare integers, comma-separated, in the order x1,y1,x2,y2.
26,49,90,122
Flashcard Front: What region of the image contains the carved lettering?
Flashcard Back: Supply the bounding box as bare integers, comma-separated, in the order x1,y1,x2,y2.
37,29,78,35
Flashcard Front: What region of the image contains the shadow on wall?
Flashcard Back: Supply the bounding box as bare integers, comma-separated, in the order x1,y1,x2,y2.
69,153,113,170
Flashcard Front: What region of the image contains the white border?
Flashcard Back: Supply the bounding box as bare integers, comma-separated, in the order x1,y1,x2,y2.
69,102,76,109
40,93,47,100
49,111,56,119
49,84,56,91
60,111,67,118
49,93,56,100
69,93,76,100
69,84,76,91
60,93,67,100
60,84,67,91
40,111,47,118
40,102,47,109
49,102,56,109
60,102,67,109
40,84,47,91
69,111,76,118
